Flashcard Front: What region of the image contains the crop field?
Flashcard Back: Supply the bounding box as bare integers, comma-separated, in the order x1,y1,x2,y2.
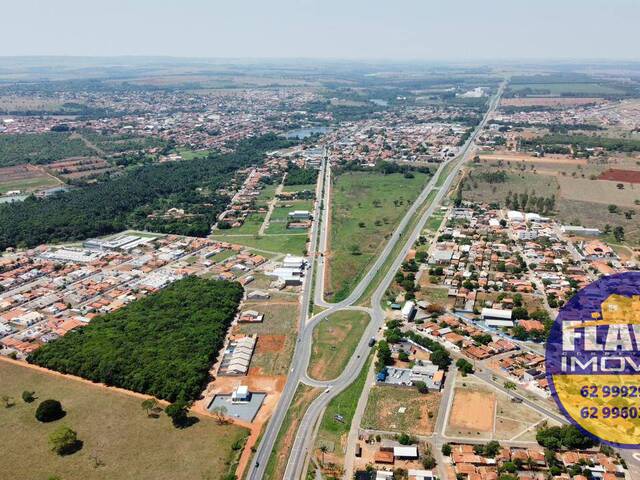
0,164,62,194
47,157,118,180
361,385,441,435
308,310,370,381
326,171,429,301
0,360,248,480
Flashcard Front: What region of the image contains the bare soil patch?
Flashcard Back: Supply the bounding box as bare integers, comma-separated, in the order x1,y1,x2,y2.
449,389,495,432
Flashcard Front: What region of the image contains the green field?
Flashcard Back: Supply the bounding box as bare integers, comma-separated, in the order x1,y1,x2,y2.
0,361,248,480
0,175,61,194
173,148,210,160
357,189,438,306
308,311,370,381
267,200,314,234
257,183,279,202
210,233,308,255
315,354,372,461
327,171,429,301
231,212,266,235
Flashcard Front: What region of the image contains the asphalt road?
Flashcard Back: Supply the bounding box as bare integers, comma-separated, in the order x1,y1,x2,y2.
247,83,506,480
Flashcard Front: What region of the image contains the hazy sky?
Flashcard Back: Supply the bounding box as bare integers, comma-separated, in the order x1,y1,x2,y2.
4,0,639,60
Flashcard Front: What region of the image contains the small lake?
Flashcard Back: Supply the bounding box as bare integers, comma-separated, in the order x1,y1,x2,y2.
285,127,329,139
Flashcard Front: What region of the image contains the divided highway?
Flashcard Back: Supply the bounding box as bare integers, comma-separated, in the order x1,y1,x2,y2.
247,82,506,480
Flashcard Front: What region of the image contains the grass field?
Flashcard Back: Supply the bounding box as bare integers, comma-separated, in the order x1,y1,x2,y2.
327,171,430,301
267,200,315,234
231,212,267,235
257,184,279,202
357,189,438,306
308,311,370,381
264,384,320,480
174,148,210,160
361,385,441,435
315,354,372,461
210,233,308,255
237,296,299,376
0,361,248,480
0,175,61,194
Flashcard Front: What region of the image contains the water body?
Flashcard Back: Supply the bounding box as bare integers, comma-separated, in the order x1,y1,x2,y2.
284,127,329,139
369,98,389,106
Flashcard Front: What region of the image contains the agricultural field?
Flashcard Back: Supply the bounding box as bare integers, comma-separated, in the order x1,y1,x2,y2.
500,97,605,108
236,293,299,376
361,385,441,436
0,360,248,480
0,164,62,194
308,310,370,381
326,171,430,301
47,157,118,180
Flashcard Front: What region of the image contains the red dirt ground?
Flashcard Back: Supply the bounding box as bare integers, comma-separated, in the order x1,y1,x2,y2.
598,168,640,184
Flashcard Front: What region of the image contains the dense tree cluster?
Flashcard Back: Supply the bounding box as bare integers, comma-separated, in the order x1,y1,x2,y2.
536,425,597,451
29,277,244,402
0,134,294,250
284,164,318,185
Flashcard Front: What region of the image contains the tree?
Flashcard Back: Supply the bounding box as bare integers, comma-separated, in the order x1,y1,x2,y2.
36,399,65,422
613,225,625,242
456,358,474,375
414,381,429,394
397,433,414,445
375,340,393,372
141,398,158,417
21,390,36,403
49,426,81,455
441,443,452,456
319,444,328,465
211,405,228,425
165,400,190,428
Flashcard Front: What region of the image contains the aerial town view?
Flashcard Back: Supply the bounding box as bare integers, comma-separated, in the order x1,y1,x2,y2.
2,2,640,480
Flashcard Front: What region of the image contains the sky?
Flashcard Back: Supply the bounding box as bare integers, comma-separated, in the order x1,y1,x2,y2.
4,0,639,60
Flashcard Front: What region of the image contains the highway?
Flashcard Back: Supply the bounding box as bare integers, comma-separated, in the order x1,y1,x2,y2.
246,82,505,480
